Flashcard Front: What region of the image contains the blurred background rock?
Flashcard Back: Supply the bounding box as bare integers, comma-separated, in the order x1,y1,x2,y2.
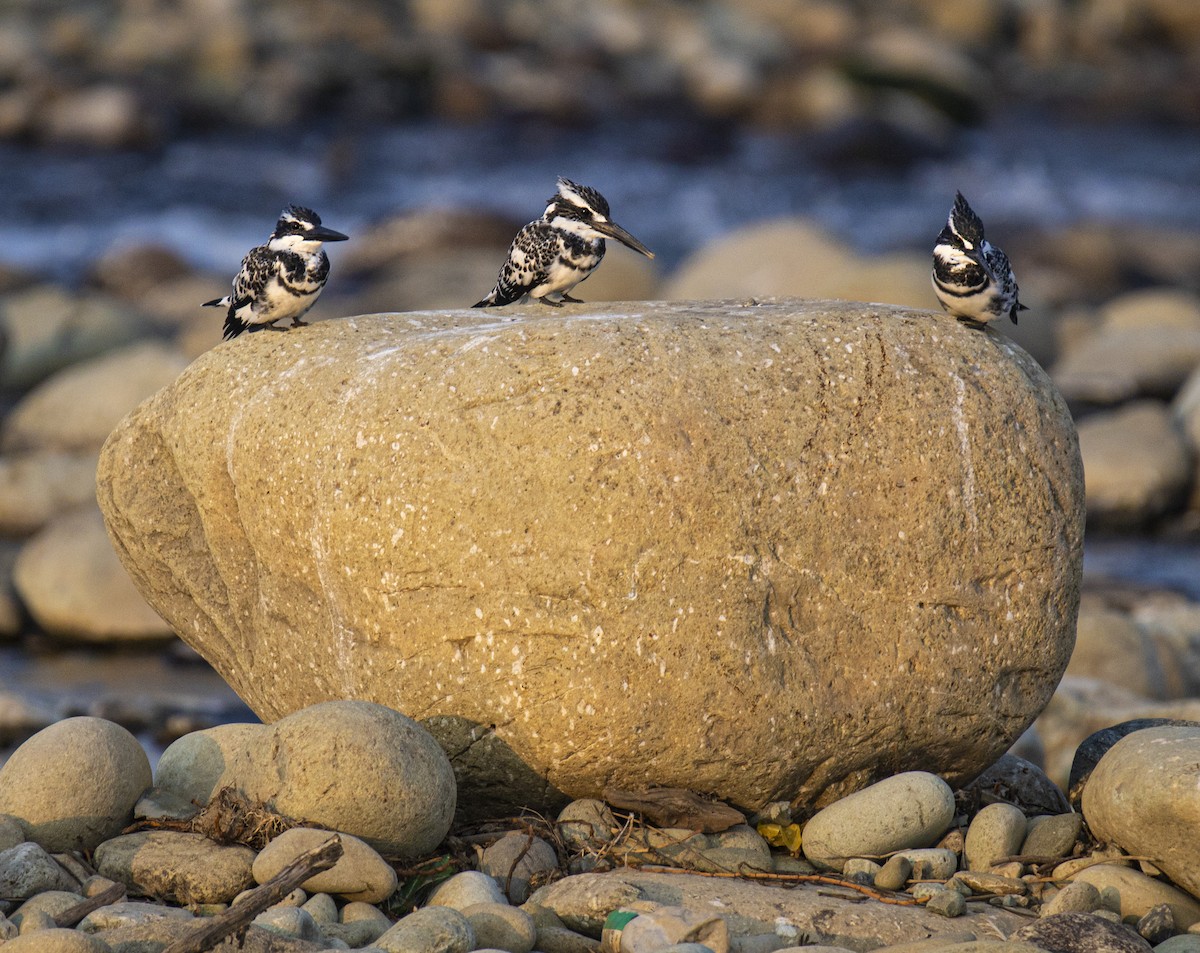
2,0,1200,781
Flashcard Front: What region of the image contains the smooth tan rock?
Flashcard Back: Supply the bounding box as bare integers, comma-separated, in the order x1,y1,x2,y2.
803,772,956,870
1081,726,1200,908
232,701,455,858
0,451,99,537
97,301,1085,812
1067,598,1166,699
0,717,151,852
93,830,255,904
0,928,112,952
1066,864,1200,929
1034,677,1200,792
153,722,265,807
963,802,1026,871
0,287,147,391
663,222,932,308
13,506,173,641
1076,401,1191,531
1,341,188,453
253,828,397,903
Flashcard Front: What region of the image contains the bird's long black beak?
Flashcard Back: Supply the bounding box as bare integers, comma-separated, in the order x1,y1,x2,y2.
310,226,349,242
594,220,654,259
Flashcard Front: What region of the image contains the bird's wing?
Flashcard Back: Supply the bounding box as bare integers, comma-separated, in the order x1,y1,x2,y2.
229,246,275,315
494,221,558,300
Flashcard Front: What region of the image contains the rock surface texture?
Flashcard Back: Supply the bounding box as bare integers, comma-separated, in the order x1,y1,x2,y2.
97,300,1084,811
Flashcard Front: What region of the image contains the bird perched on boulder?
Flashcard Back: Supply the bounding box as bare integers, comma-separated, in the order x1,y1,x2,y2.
204,205,349,340
473,177,654,308
931,192,1027,329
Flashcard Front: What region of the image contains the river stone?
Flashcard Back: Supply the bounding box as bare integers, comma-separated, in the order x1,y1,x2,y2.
96,301,1085,812
225,701,455,858
963,803,1026,871
0,717,152,852
1022,813,1082,858
1081,726,1200,904
0,451,99,538
802,771,956,870
1012,913,1153,953
428,870,510,910
93,830,255,904
1065,866,1200,930
13,506,174,641
1043,881,1102,917
253,827,397,904
480,831,560,903
0,341,188,454
153,722,265,807
0,929,113,952
462,902,538,953
375,905,475,953
0,843,80,899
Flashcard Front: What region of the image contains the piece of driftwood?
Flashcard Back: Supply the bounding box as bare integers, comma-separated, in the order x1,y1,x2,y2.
604,786,746,833
162,834,344,953
53,880,127,927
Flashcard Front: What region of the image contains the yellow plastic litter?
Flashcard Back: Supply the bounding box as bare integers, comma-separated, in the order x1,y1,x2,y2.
757,822,802,853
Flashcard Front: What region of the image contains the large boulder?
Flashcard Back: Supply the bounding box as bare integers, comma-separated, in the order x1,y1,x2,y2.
97,300,1084,812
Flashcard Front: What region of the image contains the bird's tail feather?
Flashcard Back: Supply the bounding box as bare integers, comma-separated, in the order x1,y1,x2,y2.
203,296,230,308
223,314,248,340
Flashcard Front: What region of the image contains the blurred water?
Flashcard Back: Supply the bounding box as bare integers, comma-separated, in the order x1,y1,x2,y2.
6,112,1200,282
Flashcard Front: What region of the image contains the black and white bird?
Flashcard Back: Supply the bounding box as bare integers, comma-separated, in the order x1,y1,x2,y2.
931,191,1027,329
204,205,349,340
473,177,654,308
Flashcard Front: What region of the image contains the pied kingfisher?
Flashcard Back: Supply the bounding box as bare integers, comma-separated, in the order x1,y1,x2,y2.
204,205,349,340
473,177,654,308
932,192,1027,329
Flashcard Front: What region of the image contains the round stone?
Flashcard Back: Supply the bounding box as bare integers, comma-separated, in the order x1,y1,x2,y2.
97,302,1084,813
462,902,537,953
964,803,1027,871
240,701,455,858
426,870,509,910
557,799,617,853
253,828,397,904
1081,726,1200,907
1042,881,1102,917
0,929,112,952
1012,912,1154,953
801,771,956,870
0,716,152,851
375,905,475,953
93,831,255,905
153,722,266,807
479,831,559,903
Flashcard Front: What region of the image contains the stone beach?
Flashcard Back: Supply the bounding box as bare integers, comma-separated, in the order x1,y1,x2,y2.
2,2,1200,951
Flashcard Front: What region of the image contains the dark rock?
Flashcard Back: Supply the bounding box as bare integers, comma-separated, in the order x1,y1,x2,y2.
1012,912,1153,953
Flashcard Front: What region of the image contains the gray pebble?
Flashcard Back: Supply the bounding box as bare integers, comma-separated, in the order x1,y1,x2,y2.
801,772,955,870
302,892,339,924
253,905,321,941
78,900,194,932
9,891,83,930
926,889,966,918
0,843,79,899
375,905,475,953
964,803,1026,871
1014,912,1155,953
893,848,958,880
874,855,912,891
557,800,617,853
711,824,771,855
480,831,559,904
1139,905,1176,945
1043,882,1102,917
843,858,882,884
427,870,508,910
1023,813,1083,859
463,901,537,953
533,923,602,953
